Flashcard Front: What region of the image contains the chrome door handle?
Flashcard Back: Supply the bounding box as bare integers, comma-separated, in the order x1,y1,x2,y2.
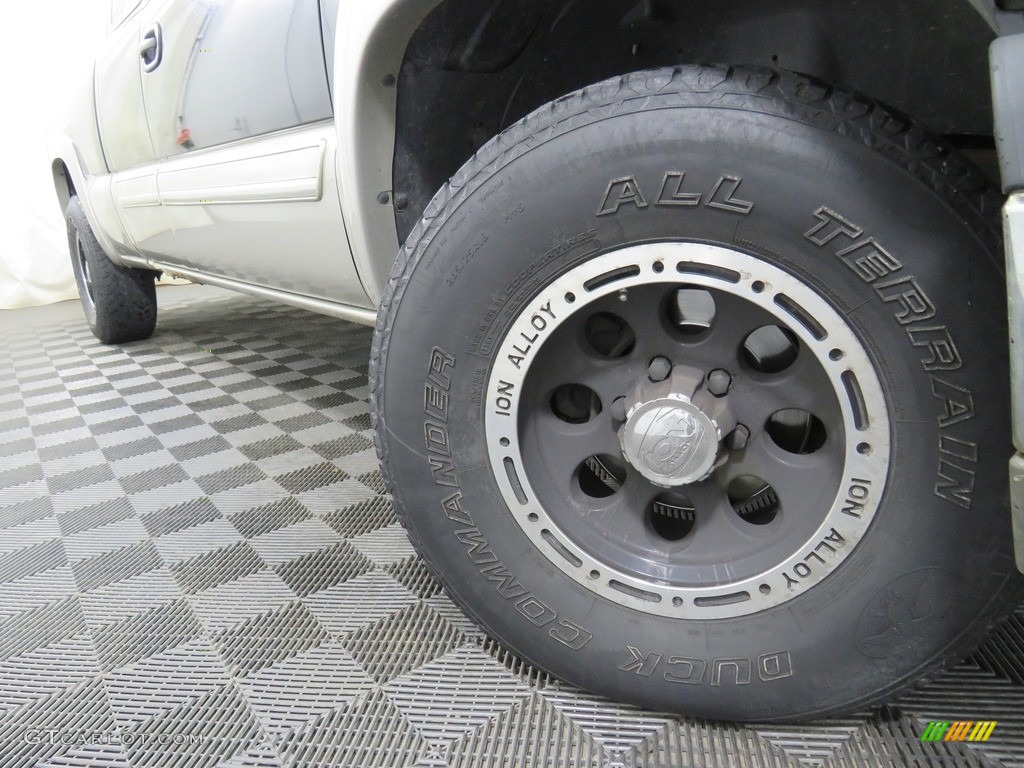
140,24,163,72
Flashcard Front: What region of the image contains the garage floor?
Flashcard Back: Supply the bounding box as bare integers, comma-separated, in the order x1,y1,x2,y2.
2,284,1024,768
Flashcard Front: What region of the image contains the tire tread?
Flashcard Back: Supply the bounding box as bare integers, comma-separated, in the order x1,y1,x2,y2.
66,197,157,344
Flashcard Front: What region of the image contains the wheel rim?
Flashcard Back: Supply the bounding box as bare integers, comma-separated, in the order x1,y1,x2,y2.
76,234,95,304
485,243,890,619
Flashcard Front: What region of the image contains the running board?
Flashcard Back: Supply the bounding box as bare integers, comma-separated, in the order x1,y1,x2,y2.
120,256,378,327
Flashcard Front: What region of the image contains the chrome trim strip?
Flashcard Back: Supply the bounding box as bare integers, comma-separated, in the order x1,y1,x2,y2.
156,140,326,206
159,178,322,206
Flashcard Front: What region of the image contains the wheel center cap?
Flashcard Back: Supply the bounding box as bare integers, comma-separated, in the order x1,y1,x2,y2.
620,395,720,487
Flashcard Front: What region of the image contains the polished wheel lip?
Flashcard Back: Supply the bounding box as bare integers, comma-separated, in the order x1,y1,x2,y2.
76,234,95,305
484,242,891,619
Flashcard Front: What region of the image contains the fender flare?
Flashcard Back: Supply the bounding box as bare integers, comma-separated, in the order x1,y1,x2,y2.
333,0,443,304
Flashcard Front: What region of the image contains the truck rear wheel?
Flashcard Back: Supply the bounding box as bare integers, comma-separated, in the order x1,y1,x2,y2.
372,66,1019,720
66,197,157,344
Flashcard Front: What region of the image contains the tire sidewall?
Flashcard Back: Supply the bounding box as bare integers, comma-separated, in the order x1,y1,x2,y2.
379,100,1013,719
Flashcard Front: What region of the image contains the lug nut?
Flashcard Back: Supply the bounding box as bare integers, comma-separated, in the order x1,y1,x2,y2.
726,423,750,451
647,356,672,382
610,396,627,421
707,368,732,397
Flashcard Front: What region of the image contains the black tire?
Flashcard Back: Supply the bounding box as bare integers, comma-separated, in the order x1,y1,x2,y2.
66,197,157,344
372,66,1020,721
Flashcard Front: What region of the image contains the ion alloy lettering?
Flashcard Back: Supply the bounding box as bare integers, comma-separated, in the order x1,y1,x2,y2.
484,244,891,619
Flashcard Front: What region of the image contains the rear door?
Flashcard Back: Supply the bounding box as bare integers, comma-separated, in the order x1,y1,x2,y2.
136,0,370,307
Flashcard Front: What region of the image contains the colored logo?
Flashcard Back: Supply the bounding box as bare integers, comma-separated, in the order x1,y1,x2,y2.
920,721,997,742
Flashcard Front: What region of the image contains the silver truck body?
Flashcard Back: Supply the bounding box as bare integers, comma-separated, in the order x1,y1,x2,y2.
49,0,1024,558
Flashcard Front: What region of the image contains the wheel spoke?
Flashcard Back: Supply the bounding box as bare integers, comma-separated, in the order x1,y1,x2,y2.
707,291,775,352
730,349,842,432
684,482,760,570
600,475,662,548
598,479,644,537
529,329,641,406
550,359,637,406
611,289,672,346
522,410,622,494
722,435,841,523
769,350,841,417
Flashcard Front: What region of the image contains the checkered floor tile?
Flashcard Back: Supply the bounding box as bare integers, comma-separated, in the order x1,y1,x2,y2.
2,285,1023,767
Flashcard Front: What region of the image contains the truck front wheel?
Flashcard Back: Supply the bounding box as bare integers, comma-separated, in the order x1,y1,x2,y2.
372,66,1019,720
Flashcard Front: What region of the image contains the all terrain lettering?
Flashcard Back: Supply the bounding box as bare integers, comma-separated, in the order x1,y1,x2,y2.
935,435,977,509
802,207,978,509
597,172,754,217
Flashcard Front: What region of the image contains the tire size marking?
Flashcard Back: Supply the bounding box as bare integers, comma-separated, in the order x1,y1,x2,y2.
781,527,847,589
469,229,597,358
617,646,793,686
596,172,754,217
445,232,489,288
803,206,978,509
503,201,525,224
423,348,593,650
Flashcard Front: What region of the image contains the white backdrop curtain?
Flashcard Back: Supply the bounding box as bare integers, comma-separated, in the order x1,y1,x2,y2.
0,0,115,310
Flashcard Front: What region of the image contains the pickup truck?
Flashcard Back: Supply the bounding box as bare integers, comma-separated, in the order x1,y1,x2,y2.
50,0,1024,722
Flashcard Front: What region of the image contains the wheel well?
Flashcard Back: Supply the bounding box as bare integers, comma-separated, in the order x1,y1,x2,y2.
393,0,996,242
